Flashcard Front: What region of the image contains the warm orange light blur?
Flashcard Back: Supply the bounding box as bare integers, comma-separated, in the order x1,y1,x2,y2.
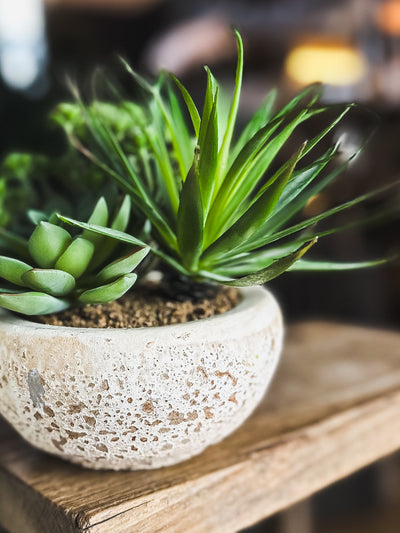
285,42,367,86
376,0,400,35
303,193,330,217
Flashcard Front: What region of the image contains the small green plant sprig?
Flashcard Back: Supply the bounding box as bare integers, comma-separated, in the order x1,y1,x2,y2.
57,30,391,286
0,101,148,250
0,197,149,315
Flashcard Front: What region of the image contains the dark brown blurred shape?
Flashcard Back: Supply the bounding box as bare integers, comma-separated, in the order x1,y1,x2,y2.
45,0,162,12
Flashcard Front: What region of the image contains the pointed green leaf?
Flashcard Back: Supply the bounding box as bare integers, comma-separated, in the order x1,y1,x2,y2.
0,256,33,286
234,205,399,265
79,273,137,304
22,269,76,297
112,195,131,232
48,212,60,225
28,222,72,268
96,247,150,283
55,237,95,278
167,84,194,173
150,247,192,277
204,115,284,245
265,146,339,231
28,210,47,225
214,29,244,190
145,125,180,213
255,141,308,199
147,81,190,183
243,180,400,253
214,114,284,203
296,104,352,161
202,143,306,263
198,67,218,151
198,90,218,215
88,195,133,271
0,292,70,315
212,242,304,276
224,239,317,286
58,215,147,247
121,76,182,208
88,197,109,225
177,153,203,270
288,257,390,271
170,74,201,137
229,88,277,163
82,197,109,244
68,141,177,249
121,57,156,94
206,108,313,245
275,83,322,119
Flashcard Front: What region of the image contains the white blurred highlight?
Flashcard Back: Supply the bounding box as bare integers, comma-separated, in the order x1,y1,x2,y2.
0,0,47,91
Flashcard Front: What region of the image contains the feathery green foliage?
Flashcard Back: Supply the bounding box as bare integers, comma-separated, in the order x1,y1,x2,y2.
0,101,150,245
0,197,149,315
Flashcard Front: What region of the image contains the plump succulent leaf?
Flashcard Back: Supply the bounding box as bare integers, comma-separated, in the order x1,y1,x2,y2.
89,194,131,270
82,197,109,244
111,194,131,231
0,197,149,316
79,273,137,304
0,292,70,315
28,222,72,269
55,237,95,278
21,269,76,296
0,256,32,286
27,209,47,225
96,247,149,283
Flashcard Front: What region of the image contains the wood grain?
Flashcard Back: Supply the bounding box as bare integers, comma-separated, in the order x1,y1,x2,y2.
1,321,400,533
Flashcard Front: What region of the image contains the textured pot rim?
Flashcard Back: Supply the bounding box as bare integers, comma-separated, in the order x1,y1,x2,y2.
0,286,277,335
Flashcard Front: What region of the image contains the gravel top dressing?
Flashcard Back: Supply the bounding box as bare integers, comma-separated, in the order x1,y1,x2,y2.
33,284,240,328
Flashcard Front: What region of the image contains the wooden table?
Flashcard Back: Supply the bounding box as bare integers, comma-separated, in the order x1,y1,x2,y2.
1,321,400,533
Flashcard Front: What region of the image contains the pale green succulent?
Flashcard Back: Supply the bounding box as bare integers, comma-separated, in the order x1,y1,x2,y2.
0,197,149,315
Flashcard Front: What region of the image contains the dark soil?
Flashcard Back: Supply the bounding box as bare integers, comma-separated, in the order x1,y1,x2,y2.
33,283,240,328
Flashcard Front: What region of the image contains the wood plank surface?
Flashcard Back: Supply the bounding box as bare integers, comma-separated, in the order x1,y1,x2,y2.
1,321,400,533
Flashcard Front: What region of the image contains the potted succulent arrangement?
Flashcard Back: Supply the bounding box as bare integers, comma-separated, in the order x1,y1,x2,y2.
0,31,392,470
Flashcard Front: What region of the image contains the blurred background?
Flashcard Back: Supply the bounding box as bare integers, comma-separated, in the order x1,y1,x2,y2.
0,0,399,531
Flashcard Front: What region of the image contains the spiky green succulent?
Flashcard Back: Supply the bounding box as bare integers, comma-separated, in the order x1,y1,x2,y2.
55,30,391,287
0,197,149,315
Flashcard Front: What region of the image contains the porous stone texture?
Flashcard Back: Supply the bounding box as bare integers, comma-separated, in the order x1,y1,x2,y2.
0,287,283,470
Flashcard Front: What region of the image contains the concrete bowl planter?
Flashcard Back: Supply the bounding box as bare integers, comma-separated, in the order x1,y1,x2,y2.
0,286,283,470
